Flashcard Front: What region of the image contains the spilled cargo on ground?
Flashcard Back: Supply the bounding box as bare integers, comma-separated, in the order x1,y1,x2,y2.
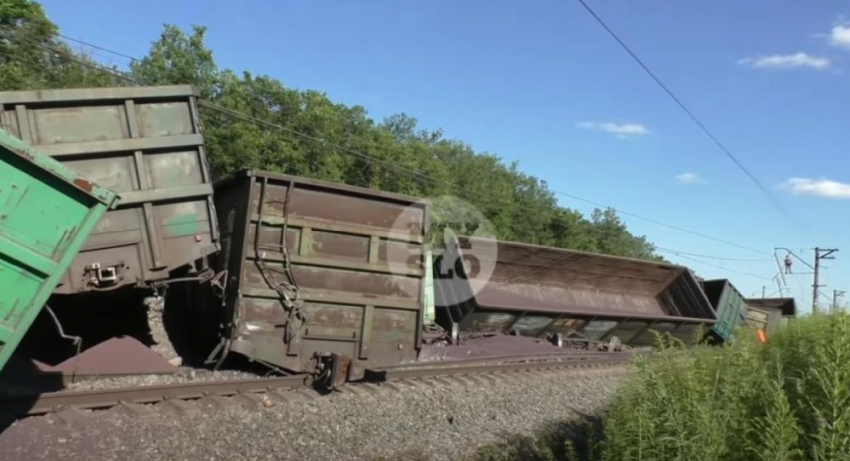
434,236,717,346
701,279,749,343
0,128,119,373
209,170,429,380
0,86,218,294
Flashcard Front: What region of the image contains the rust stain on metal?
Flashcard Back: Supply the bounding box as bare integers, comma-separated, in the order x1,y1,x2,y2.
72,178,94,192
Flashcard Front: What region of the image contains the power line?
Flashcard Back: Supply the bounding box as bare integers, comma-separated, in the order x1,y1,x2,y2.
57,33,139,63
573,0,794,222
764,289,783,298
547,190,770,256
655,246,771,262
3,26,776,259
655,248,774,282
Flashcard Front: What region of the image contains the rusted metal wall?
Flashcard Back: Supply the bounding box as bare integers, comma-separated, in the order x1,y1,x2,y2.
435,236,716,346
0,86,218,293
213,170,428,378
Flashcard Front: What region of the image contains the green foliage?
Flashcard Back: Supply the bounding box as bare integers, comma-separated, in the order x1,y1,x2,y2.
125,24,659,257
476,436,556,461
599,314,850,461
0,4,660,259
0,0,118,90
471,316,850,461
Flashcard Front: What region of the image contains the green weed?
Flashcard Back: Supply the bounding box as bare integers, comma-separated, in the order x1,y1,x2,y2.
473,313,850,461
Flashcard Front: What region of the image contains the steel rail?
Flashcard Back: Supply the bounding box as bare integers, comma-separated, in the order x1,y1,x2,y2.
2,352,635,418
2,374,311,416
376,352,634,381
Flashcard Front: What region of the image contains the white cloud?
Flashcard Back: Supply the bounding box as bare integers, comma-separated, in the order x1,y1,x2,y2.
738,52,831,70
830,25,850,49
783,177,850,199
675,172,704,185
577,122,649,138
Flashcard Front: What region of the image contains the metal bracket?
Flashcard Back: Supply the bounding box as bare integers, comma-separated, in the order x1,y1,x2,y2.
314,353,352,391
84,261,125,287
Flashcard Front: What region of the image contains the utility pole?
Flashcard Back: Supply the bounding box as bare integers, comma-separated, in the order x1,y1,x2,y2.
762,286,766,298
833,290,846,315
812,247,838,315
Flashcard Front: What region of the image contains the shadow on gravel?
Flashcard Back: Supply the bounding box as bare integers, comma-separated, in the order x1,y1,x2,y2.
0,358,64,433
472,411,606,461
369,411,607,461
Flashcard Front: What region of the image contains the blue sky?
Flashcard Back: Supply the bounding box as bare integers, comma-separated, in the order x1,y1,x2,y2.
40,0,850,314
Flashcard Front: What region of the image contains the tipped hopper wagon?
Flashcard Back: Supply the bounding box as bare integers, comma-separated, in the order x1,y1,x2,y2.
701,279,749,343
0,86,218,294
0,129,118,372
209,170,429,382
434,236,717,347
745,297,796,336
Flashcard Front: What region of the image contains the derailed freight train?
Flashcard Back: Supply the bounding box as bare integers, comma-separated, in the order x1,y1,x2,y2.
0,86,218,294
202,172,719,381
206,170,428,381
434,236,717,348
0,84,792,381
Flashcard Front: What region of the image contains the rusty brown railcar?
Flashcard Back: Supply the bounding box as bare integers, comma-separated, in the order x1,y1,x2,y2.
0,86,218,294
211,170,428,379
435,236,716,346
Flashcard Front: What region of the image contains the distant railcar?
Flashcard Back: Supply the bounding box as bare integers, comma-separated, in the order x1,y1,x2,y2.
701,279,749,342
0,86,218,294
434,236,717,347
745,297,796,336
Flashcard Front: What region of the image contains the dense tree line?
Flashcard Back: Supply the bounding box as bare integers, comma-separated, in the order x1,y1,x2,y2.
0,0,660,259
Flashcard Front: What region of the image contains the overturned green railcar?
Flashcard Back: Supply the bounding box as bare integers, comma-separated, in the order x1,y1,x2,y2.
701,279,749,342
0,129,118,372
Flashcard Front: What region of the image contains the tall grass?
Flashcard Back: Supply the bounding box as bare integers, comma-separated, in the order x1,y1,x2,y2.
473,313,850,461
599,313,850,461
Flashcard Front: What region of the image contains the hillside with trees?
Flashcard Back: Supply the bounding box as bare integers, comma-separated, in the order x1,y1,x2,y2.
0,0,659,259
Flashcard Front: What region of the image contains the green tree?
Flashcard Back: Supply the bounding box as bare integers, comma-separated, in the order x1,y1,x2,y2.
130,24,218,98
0,5,662,261
0,0,118,90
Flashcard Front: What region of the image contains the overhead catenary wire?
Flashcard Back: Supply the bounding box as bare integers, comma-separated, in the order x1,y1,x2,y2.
13,29,787,258
57,32,140,62
3,26,777,264
574,0,794,223
654,246,771,262
655,248,774,282
197,97,772,258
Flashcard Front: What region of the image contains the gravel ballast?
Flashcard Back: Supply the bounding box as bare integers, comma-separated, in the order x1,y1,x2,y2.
0,366,630,461
63,368,262,391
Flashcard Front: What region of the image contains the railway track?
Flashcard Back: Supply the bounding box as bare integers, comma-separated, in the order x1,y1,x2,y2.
1,351,635,419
